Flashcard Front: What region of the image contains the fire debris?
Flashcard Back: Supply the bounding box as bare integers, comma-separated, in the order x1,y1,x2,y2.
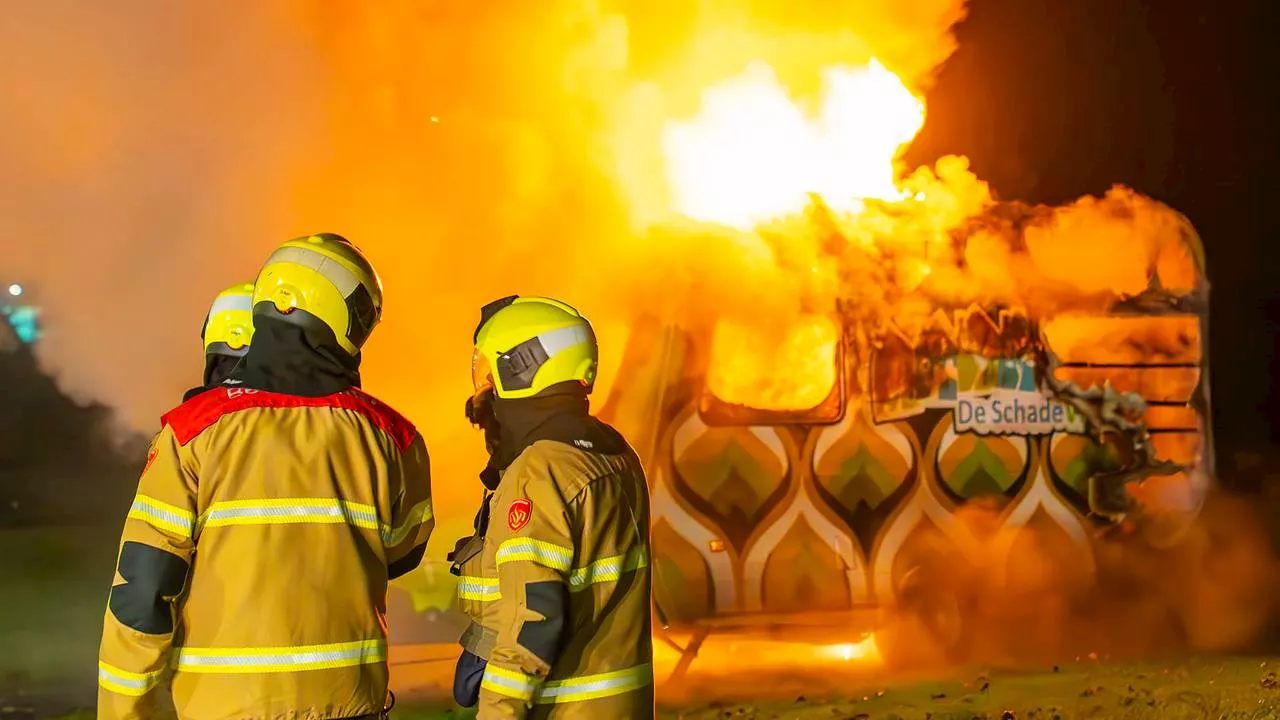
1033,292,1200,527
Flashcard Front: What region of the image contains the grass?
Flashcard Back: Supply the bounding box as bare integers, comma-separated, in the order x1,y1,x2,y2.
12,527,1280,719
384,656,1280,719
0,525,118,709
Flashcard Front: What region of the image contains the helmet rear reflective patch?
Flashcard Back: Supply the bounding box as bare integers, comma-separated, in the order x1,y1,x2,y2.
263,245,361,297
208,291,253,316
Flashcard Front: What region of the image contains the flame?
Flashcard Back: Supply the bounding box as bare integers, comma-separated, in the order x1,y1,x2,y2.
660,58,1204,415
651,633,884,678
816,634,882,663
707,314,839,411
664,60,925,230
671,57,928,409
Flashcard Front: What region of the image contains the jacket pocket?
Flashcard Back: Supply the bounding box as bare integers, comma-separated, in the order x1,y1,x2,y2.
452,535,495,621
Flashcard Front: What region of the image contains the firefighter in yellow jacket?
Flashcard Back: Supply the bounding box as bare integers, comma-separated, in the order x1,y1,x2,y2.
448,295,653,719
97,233,434,720
182,282,256,402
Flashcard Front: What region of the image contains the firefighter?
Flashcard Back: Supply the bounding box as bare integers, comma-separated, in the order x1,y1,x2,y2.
97,233,434,720
448,295,654,719
182,282,255,402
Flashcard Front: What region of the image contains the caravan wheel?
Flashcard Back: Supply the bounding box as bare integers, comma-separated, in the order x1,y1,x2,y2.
877,564,975,670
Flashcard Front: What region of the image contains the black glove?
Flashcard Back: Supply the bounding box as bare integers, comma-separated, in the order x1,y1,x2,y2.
452,649,487,707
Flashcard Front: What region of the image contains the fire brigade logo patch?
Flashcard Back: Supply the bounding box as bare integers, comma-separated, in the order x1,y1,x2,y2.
141,446,159,475
507,498,532,532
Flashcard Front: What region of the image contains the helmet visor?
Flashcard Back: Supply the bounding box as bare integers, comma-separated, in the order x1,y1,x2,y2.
472,349,494,394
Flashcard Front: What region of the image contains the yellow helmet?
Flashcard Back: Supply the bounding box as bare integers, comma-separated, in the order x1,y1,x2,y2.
252,233,383,356
472,296,598,400
201,282,255,357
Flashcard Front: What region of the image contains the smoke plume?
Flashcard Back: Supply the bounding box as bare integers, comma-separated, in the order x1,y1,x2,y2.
1,0,974,549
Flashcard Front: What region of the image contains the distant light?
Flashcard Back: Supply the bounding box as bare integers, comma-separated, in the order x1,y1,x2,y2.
6,284,21,297
430,116,440,123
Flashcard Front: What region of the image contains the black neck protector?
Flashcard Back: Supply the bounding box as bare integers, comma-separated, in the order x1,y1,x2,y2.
476,384,626,490
182,354,243,402
226,315,361,396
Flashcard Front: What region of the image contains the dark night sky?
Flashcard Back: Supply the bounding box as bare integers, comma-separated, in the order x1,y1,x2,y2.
905,0,1280,461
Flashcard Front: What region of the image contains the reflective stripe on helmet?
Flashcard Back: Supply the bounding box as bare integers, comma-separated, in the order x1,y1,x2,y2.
207,291,253,317
262,245,362,297
536,324,591,356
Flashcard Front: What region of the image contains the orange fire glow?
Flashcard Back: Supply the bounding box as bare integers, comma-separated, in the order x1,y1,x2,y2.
662,56,1205,413
2,2,1207,573
663,60,925,230
706,314,839,411
650,633,884,678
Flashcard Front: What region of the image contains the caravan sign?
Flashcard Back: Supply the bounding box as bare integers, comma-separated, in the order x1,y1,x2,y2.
954,388,1086,436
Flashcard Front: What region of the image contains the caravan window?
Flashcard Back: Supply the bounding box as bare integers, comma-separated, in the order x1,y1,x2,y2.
700,314,844,425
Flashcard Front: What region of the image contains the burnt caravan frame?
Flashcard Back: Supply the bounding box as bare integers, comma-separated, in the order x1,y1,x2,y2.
597,226,1212,682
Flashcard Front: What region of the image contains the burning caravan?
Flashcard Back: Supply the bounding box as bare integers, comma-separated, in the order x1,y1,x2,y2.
595,202,1213,677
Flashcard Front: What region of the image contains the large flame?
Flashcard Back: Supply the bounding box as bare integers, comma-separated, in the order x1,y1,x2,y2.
664,57,932,409
656,57,1202,413
663,60,925,229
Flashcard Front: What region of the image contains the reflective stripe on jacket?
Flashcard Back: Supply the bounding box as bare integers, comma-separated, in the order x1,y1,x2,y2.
97,387,433,720
462,439,654,719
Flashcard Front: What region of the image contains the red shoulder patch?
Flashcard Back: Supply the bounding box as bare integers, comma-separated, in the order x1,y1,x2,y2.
159,386,418,451
141,446,159,475
507,497,532,532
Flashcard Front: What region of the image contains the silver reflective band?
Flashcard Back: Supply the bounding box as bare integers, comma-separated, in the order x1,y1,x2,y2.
495,539,574,572
265,245,361,297
536,663,654,704
98,661,163,697
128,495,195,538
196,498,381,537
481,663,654,704
458,576,501,601
538,325,591,357
175,639,387,674
385,499,434,547
568,546,649,591
481,666,537,701
192,497,432,549
203,502,377,526
208,293,252,316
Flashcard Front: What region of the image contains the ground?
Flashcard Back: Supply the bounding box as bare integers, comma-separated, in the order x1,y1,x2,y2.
0,525,117,712
9,527,1280,719
388,656,1280,719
